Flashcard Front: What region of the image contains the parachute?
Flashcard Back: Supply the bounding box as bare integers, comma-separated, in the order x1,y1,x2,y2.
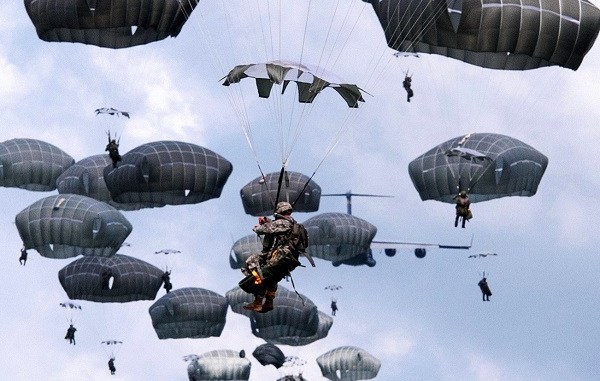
303,212,377,263
59,300,82,324
103,141,233,210
148,287,228,339
24,0,199,49
363,0,600,70
95,108,129,118
100,340,123,361
58,254,164,302
252,343,286,369
229,234,263,270
226,286,330,346
287,310,334,346
316,346,381,381
408,133,549,203
16,194,132,258
222,60,366,107
240,171,322,216
0,138,74,191
332,248,377,268
186,349,251,381
154,249,181,255
56,154,125,207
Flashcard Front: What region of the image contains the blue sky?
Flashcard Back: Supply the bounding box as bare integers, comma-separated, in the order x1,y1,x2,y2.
1,1,600,380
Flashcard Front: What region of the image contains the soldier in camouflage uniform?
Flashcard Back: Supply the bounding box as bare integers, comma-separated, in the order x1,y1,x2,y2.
453,191,472,228
241,201,310,313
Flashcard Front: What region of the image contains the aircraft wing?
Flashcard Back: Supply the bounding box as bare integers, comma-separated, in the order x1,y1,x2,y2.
371,234,473,250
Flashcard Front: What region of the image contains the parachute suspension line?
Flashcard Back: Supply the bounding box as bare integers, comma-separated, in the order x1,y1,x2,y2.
297,0,313,68
327,3,371,77
185,0,263,163
312,0,345,75
273,166,287,213
364,0,448,92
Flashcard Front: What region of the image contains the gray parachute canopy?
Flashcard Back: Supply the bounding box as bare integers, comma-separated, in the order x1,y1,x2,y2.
303,212,377,263
286,310,333,346
0,138,74,191
103,141,233,210
229,234,263,270
316,346,381,381
332,248,376,268
222,60,366,107
252,343,286,369
24,0,198,49
148,287,228,339
56,154,132,209
16,194,132,258
240,171,321,216
226,286,326,346
363,0,600,70
58,254,163,302
187,349,251,381
408,133,549,203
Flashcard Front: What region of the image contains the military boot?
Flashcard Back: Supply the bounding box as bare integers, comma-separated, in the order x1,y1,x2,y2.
258,290,276,313
243,295,264,311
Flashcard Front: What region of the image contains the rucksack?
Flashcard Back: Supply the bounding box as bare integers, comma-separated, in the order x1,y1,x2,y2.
288,221,309,252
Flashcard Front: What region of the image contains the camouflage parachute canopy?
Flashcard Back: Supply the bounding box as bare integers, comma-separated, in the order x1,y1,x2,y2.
303,212,377,263
0,138,74,191
58,254,163,302
316,346,381,381
148,287,228,340
226,286,330,346
222,60,366,107
408,132,549,203
187,349,251,381
103,141,233,210
16,194,132,258
363,0,600,70
24,0,199,49
240,171,321,216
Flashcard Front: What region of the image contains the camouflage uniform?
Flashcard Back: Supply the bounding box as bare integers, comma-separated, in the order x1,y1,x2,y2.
105,140,122,168
240,202,303,313
454,191,472,228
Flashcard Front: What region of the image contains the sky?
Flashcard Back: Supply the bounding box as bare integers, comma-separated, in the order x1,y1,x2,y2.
1,1,600,380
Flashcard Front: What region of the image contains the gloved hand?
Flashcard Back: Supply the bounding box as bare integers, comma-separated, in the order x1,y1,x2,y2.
258,216,271,225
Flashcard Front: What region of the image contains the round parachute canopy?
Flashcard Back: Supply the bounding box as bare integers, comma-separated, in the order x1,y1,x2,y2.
316,346,381,381
284,310,333,346
222,60,366,107
408,132,549,203
187,349,251,381
103,141,233,210
226,286,321,346
363,0,600,70
56,154,130,208
148,287,228,340
303,212,377,263
16,194,132,258
58,254,163,302
252,343,286,369
332,248,376,268
0,138,74,191
240,171,321,217
24,0,198,49
229,234,263,270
